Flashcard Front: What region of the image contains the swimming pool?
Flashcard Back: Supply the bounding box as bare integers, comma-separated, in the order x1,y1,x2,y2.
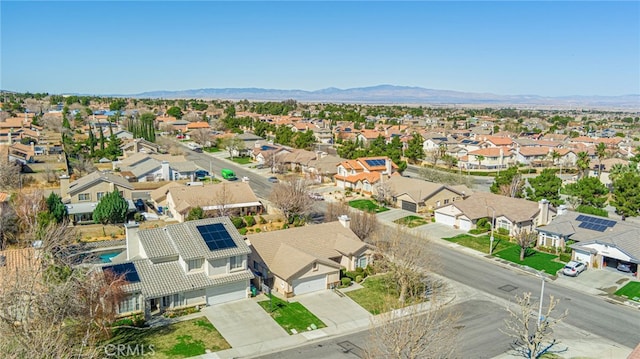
99,252,122,263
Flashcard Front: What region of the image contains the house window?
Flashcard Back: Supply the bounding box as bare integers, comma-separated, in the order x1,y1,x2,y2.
444,199,450,205
357,256,368,268
118,295,140,314
173,293,184,307
312,262,318,271
188,258,204,272
96,192,105,200
230,256,243,270
78,193,91,201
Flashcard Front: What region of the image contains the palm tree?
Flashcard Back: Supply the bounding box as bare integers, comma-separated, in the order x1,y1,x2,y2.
476,155,485,169
595,142,607,180
576,151,591,179
550,150,560,166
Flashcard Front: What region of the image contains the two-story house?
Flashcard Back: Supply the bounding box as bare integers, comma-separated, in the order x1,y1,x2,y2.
100,217,254,318
334,156,399,192
60,171,136,224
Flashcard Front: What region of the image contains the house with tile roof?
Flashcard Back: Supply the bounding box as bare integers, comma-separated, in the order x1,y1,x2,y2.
166,182,262,222
334,156,399,192
536,210,639,279
100,218,254,317
247,217,373,297
465,147,514,169
60,171,136,224
434,192,555,235
384,176,472,213
8,143,35,164
114,153,201,182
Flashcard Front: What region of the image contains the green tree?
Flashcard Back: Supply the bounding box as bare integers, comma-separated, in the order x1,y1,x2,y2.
576,151,590,179
525,169,563,206
275,125,294,146
611,172,640,217
565,177,609,208
491,166,524,198
99,128,105,151
595,143,607,180
293,130,316,150
368,135,387,157
46,192,67,224
186,207,205,221
224,104,236,118
404,133,424,164
109,99,127,111
167,106,183,119
93,190,129,224
105,133,122,160
476,155,485,168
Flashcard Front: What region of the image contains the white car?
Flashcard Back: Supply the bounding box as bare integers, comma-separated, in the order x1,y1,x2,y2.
562,261,586,277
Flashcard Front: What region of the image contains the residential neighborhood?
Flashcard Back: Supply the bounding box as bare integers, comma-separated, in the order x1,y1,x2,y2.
1,92,639,358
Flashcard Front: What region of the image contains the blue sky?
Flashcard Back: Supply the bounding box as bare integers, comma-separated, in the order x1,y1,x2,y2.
1,1,639,97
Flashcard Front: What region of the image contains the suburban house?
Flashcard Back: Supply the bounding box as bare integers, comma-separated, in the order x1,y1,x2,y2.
334,156,399,192
536,210,639,278
60,171,136,224
305,154,343,183
384,176,471,213
101,218,254,318
465,147,513,169
120,138,163,157
114,153,201,182
434,192,555,235
166,182,262,222
149,182,183,215
247,217,373,297
250,144,290,169
8,143,35,164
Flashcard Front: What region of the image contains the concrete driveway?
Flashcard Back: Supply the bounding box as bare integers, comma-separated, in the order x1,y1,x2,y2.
555,266,636,295
202,298,288,348
290,290,372,333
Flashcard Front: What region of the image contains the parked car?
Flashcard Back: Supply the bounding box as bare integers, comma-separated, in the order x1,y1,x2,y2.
308,192,324,200
134,199,146,212
267,176,279,183
195,169,210,179
562,261,586,277
617,262,633,273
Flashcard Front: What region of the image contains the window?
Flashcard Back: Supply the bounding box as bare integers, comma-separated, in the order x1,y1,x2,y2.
187,258,204,272
312,262,318,271
96,192,105,200
78,193,91,201
444,199,450,205
230,256,243,270
357,256,368,268
173,293,184,307
118,295,140,314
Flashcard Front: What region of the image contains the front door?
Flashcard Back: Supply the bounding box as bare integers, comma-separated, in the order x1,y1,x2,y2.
149,298,159,313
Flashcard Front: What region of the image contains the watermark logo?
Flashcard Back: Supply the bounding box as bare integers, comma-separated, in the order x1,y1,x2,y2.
104,343,156,357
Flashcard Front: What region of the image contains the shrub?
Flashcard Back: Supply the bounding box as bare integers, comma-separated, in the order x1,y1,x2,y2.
341,277,352,287
255,228,261,233
133,212,145,222
244,215,256,227
355,275,363,283
239,228,248,235
476,218,489,229
259,216,267,224
576,205,608,217
112,318,133,327
344,271,359,281
231,217,246,229
497,228,509,236
559,252,572,263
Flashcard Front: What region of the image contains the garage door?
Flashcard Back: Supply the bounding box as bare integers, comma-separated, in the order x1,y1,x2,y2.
206,281,247,306
401,200,417,213
292,275,326,295
435,212,456,227
459,218,472,231
574,250,591,265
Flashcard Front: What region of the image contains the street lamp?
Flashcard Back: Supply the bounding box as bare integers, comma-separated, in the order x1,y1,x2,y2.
536,271,546,329
486,205,496,255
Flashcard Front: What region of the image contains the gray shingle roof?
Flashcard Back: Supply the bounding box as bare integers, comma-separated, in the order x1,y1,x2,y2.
67,171,133,195
138,228,178,259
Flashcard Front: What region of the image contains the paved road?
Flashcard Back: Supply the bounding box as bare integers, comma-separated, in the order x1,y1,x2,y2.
255,300,511,359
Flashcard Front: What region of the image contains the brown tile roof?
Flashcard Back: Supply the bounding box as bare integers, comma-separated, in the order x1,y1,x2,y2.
167,182,260,214
450,192,544,223
468,147,511,157
248,221,367,281
516,147,551,156
334,171,383,184
0,248,39,289
186,121,210,129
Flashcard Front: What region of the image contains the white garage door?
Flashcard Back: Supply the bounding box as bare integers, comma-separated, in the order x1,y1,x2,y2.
292,275,326,295
574,250,591,265
206,281,247,306
459,218,472,231
435,212,456,227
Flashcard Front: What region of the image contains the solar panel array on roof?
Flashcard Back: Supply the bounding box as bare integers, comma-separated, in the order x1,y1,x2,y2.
103,263,140,283
197,223,237,251
576,215,616,228
364,159,386,167
578,222,607,232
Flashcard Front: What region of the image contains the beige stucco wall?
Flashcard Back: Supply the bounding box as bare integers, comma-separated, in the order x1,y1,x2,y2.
70,182,132,203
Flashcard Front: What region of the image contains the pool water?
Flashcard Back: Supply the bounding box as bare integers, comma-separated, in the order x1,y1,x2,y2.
99,252,122,263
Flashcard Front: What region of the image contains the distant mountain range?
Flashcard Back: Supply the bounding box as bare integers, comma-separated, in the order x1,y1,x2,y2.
114,85,638,110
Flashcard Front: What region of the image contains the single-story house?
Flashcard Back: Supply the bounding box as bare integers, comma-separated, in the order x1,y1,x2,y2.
99,217,254,318
434,192,555,234
247,216,373,297
384,176,471,213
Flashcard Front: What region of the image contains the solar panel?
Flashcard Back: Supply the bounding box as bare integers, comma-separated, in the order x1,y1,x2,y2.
197,223,237,251
365,159,386,167
576,215,587,222
602,219,616,227
578,222,608,232
577,215,616,228
103,263,140,283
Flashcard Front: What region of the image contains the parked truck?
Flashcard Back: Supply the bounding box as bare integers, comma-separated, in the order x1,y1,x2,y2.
221,168,237,180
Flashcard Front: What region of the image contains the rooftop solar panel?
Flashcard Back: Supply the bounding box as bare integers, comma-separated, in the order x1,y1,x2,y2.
103,263,140,283
578,222,608,232
576,215,587,222
197,223,237,251
577,214,616,228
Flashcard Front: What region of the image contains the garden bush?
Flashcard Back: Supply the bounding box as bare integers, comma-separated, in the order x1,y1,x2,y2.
259,216,267,224
244,215,256,227
231,217,246,229
355,275,363,283
559,252,572,263
576,205,608,217
341,277,352,287
239,228,248,235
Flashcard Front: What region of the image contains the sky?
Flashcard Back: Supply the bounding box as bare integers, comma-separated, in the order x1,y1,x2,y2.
1,1,639,97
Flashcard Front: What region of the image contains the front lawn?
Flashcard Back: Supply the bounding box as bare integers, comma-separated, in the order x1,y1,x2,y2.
107,317,229,358
493,247,566,275
443,234,517,254
258,295,326,334
345,274,424,315
228,157,252,165
203,147,220,153
348,199,389,213
614,282,640,302
393,215,429,228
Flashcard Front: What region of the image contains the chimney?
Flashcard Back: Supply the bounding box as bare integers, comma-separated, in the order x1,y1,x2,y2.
538,199,550,226
557,204,567,216
125,221,142,260
30,142,35,153
7,129,11,145
161,161,171,181
59,174,70,199
338,215,351,228
385,157,392,175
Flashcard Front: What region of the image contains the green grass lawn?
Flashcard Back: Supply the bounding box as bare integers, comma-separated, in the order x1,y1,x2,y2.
493,247,566,275
348,199,389,213
228,157,252,165
258,295,326,334
614,282,640,302
393,215,430,228
345,275,424,315
203,147,220,153
442,234,518,254
107,317,229,358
